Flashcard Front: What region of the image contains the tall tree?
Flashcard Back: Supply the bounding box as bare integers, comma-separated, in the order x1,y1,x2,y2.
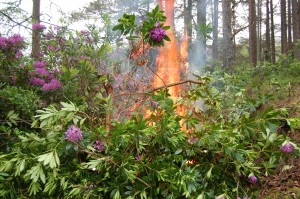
257,0,262,62
212,0,219,61
183,0,193,46
32,0,41,60
281,0,288,54
270,0,276,63
265,0,271,62
292,0,300,59
249,0,257,67
287,0,293,51
196,0,207,67
222,0,234,68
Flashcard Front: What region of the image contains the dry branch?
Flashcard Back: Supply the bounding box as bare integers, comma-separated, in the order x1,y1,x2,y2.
111,79,205,98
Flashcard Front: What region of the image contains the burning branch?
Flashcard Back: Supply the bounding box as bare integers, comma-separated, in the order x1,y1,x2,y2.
111,79,205,98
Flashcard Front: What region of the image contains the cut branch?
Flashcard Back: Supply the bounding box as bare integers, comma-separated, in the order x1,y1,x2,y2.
112,79,205,98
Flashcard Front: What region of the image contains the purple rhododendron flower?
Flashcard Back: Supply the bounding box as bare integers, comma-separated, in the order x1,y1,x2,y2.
34,67,50,76
10,76,17,84
149,27,166,42
135,155,141,161
80,30,90,35
39,52,44,57
80,55,88,60
15,51,23,58
65,125,83,142
248,175,258,184
45,33,54,40
0,34,24,50
93,140,105,151
150,99,159,108
47,45,57,52
7,34,24,45
0,36,8,49
280,142,295,153
45,73,55,80
32,23,46,31
42,78,62,91
29,77,46,86
34,61,47,68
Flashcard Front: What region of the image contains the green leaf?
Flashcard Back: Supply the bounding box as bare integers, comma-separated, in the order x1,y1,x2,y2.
112,24,123,31
37,150,60,168
61,102,77,111
174,148,182,155
164,35,171,41
29,181,41,196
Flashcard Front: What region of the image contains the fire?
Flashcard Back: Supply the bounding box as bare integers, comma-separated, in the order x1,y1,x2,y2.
147,0,188,127
154,0,181,101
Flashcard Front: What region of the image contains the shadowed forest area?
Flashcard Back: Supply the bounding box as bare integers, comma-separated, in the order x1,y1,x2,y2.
0,0,300,198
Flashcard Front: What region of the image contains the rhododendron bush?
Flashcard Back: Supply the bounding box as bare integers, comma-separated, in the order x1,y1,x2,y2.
0,6,299,199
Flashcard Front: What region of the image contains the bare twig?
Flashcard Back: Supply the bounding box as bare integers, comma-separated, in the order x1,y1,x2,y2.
0,10,31,30
147,61,167,88
111,79,205,98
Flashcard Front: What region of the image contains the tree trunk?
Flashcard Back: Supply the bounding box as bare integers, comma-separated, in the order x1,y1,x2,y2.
265,0,271,62
270,0,276,63
281,0,288,54
288,0,293,51
183,0,193,46
257,0,262,63
249,0,257,67
196,0,207,67
212,0,219,61
222,0,234,69
32,0,41,60
292,0,300,59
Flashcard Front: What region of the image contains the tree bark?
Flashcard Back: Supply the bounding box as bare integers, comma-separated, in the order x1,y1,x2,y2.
32,0,41,60
212,0,219,61
292,0,300,59
183,0,192,51
249,0,257,67
196,0,207,67
270,0,276,63
222,0,234,69
288,0,293,51
265,0,271,62
281,0,288,54
257,0,262,63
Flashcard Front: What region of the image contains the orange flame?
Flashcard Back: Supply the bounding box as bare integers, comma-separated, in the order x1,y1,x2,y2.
154,0,181,100
147,0,188,128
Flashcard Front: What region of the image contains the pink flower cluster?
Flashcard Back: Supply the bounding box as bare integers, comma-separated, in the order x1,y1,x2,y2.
32,23,46,31
0,34,24,52
29,61,62,91
280,141,295,153
150,99,159,108
65,125,83,143
93,140,105,151
248,175,258,184
149,23,166,42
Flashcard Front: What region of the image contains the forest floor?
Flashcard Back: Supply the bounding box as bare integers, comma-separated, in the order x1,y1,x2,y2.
258,85,300,198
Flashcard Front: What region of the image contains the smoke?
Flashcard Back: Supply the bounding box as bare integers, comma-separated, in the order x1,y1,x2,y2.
188,38,206,79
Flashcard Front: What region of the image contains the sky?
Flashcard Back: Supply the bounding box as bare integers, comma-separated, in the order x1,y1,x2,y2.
0,0,94,37
20,0,93,27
